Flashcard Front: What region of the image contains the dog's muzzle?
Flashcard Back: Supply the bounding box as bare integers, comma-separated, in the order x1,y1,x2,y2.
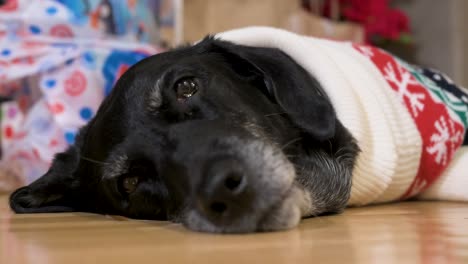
165,120,300,232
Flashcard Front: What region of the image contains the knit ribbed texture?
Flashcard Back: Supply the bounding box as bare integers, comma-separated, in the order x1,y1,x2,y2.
419,147,468,201
342,45,423,203
311,40,404,205
217,27,468,205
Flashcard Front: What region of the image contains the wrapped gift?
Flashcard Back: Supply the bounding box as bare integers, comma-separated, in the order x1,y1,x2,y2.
0,0,162,191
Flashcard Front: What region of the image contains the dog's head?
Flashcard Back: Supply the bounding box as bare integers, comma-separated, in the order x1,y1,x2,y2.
10,37,357,233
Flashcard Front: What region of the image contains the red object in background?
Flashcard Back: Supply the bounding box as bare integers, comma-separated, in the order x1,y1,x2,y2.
0,0,18,11
49,139,59,148
64,70,87,97
47,102,65,114
4,126,13,139
50,24,74,38
116,64,130,81
317,0,410,43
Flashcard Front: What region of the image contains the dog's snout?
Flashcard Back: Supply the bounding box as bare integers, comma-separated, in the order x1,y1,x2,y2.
197,158,252,222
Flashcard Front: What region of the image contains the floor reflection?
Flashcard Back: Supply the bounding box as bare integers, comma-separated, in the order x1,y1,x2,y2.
1,197,467,264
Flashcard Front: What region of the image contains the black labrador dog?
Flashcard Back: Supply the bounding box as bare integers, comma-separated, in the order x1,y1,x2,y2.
9,37,359,233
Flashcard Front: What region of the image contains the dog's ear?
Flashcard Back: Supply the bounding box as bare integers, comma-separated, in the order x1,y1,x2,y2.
206,38,336,141
9,127,89,213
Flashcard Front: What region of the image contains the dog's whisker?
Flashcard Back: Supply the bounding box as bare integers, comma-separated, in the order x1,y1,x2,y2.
264,112,287,117
280,137,302,150
328,140,333,154
80,156,110,165
335,146,352,159
335,147,344,157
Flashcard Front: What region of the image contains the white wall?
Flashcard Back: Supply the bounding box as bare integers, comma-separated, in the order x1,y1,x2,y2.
396,0,468,87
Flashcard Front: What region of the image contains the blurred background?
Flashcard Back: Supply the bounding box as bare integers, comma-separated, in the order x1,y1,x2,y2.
1,0,467,191
178,0,468,88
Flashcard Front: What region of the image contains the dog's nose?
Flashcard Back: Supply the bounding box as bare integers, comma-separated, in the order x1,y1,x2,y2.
197,158,252,222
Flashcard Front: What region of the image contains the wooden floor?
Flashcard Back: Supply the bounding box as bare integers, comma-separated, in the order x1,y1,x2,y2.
0,195,467,264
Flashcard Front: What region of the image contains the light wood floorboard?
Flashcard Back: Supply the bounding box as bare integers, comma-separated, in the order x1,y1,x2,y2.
1,195,467,263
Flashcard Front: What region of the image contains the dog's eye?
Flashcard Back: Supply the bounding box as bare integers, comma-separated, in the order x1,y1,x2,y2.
121,175,139,194
118,159,154,196
175,78,198,100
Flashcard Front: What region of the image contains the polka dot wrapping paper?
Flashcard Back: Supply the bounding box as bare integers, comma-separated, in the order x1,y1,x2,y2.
0,0,161,190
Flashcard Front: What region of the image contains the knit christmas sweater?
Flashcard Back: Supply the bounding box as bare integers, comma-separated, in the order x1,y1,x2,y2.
217,27,468,205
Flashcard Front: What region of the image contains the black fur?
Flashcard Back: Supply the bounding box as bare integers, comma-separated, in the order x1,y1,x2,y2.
9,37,359,233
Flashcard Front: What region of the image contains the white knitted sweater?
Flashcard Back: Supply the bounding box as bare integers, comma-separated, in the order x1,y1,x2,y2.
217,27,468,205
